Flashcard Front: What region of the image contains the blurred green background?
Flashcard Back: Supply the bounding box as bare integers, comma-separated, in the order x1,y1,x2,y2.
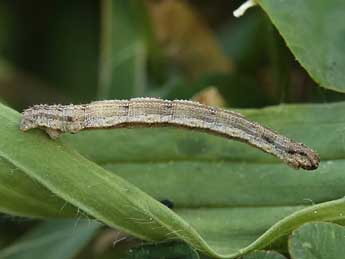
1,0,344,112
1,0,344,258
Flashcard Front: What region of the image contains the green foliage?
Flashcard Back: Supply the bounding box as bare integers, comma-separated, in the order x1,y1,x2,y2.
2,100,345,258
0,220,100,259
289,222,345,259
98,0,150,99
0,0,344,258
242,251,287,259
259,0,345,92
124,242,200,259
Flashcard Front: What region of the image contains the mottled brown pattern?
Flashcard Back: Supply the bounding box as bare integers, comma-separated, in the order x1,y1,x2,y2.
20,98,319,170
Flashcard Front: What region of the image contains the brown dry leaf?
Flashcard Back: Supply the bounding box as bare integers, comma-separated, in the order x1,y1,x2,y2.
192,86,226,107
146,0,233,79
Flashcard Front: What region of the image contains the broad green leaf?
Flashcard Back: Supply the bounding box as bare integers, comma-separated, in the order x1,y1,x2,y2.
0,219,101,259
2,101,345,258
0,157,76,218
289,222,345,259
98,0,150,99
0,103,218,256
64,101,345,257
258,0,345,92
243,250,287,259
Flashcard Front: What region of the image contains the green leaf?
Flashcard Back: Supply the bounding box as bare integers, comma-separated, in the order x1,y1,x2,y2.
0,219,101,259
98,0,150,99
258,0,345,92
289,222,345,259
2,101,345,258
0,102,217,255
0,157,76,218
64,101,345,257
124,242,200,259
242,250,287,259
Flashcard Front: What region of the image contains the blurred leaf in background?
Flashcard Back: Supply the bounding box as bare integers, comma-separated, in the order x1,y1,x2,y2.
147,0,233,80
1,1,99,105
0,220,101,259
1,0,345,258
98,0,152,99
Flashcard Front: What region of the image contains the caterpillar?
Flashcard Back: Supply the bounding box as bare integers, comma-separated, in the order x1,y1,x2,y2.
20,97,319,170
